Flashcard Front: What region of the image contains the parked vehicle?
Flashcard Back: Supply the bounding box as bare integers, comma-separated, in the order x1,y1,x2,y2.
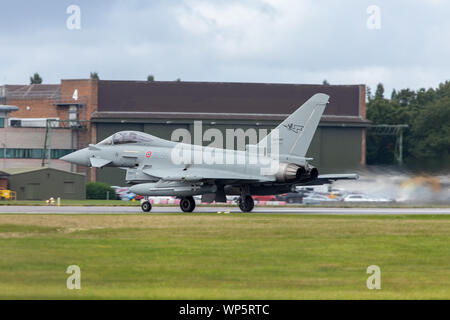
111,186,143,201
252,195,277,202
342,194,393,202
121,192,137,201
328,191,347,201
302,193,339,205
226,195,239,202
111,187,130,200
276,192,304,204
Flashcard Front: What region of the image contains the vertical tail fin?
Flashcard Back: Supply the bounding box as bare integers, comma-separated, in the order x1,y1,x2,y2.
258,93,329,157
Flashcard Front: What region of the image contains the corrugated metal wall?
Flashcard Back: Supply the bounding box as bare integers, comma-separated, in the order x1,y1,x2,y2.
8,168,86,200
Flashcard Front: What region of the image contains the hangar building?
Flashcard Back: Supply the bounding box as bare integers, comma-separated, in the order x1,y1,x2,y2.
1,80,369,186
0,167,86,200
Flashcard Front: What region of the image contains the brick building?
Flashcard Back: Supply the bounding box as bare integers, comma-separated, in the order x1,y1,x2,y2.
0,79,369,186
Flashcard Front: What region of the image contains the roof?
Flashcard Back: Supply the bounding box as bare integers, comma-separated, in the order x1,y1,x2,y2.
96,80,366,123
0,105,19,112
91,112,370,126
0,167,43,175
2,84,60,100
0,167,85,176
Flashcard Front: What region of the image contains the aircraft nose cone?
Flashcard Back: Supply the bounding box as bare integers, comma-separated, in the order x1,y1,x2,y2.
60,148,90,166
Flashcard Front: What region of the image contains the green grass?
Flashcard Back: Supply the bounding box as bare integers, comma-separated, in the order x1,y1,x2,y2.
0,214,449,299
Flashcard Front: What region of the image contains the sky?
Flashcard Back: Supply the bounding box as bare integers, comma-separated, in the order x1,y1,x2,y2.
1,0,449,96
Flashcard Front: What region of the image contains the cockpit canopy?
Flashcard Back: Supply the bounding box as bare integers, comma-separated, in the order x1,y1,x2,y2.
97,131,153,146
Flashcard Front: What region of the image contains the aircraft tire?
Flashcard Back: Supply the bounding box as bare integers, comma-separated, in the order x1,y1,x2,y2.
141,201,152,212
238,195,254,212
180,196,196,212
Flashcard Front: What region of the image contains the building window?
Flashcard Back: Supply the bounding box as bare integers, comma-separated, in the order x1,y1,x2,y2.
2,148,73,159
31,149,43,159
50,149,74,159
6,149,24,158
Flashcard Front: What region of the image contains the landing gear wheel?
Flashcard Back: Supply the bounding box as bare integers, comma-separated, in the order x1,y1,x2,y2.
238,195,254,212
141,201,152,212
180,196,196,213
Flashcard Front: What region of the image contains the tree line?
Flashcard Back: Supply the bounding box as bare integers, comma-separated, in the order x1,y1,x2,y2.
29,73,179,83
366,81,450,171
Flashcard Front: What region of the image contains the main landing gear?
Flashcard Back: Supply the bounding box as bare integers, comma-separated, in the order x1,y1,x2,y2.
180,196,196,213
141,200,152,212
238,195,254,213
141,194,253,213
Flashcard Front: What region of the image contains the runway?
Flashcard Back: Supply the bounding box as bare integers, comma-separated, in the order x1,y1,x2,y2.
0,205,449,215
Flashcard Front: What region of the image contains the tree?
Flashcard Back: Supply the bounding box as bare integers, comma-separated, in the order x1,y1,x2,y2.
392,88,416,106
90,72,99,80
147,75,155,82
322,79,330,85
30,73,42,84
366,79,450,171
86,182,116,199
374,83,385,100
409,97,450,160
366,86,373,102
366,98,399,164
416,88,435,106
391,89,397,100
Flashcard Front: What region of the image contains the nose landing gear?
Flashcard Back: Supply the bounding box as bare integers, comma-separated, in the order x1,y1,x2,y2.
141,200,152,212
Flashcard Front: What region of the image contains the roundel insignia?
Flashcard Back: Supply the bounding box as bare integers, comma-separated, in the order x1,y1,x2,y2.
145,151,152,158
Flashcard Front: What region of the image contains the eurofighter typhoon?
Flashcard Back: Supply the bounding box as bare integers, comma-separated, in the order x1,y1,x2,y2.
61,93,357,212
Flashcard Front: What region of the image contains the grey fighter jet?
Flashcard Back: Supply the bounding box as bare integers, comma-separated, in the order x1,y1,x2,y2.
61,93,357,213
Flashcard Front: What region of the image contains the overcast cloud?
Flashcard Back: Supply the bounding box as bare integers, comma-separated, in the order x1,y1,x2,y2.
1,0,449,95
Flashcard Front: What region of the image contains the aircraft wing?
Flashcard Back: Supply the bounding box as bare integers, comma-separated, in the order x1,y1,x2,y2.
141,166,273,182
301,173,359,186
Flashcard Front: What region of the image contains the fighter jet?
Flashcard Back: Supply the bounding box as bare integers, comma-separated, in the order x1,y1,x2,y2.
61,93,357,213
